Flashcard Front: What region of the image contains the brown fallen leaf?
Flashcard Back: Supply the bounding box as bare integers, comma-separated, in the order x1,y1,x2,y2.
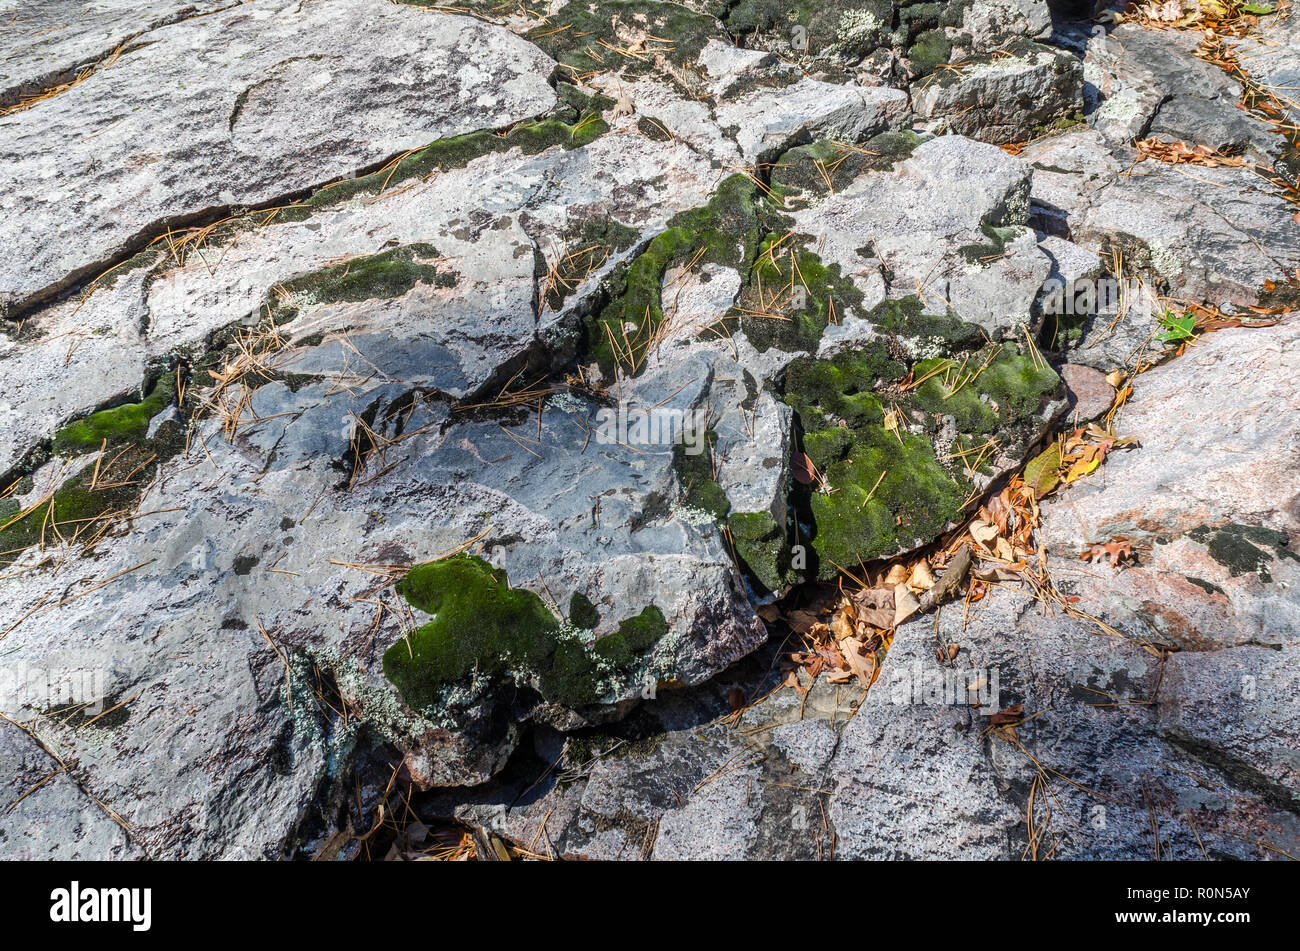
883,563,910,586
908,560,935,591
893,582,920,627
988,704,1024,727
838,636,878,688
830,609,854,640
852,587,893,609
792,451,817,485
850,587,895,629
1082,540,1133,567
785,609,821,633
883,408,903,443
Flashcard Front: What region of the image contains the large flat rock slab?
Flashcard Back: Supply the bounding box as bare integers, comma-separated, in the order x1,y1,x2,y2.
0,0,234,105
0,0,557,316
1041,318,1300,548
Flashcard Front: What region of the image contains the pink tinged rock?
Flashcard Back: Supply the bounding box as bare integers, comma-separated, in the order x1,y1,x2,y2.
1060,363,1115,422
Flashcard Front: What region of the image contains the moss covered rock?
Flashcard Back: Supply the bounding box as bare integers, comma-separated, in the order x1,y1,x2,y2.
587,173,769,375
525,0,727,85
770,131,923,206
383,554,668,715
3,378,185,563
780,340,1059,579
719,0,970,72
51,374,175,456
270,243,455,319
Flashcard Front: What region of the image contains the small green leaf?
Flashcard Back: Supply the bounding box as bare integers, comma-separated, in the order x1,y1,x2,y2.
1023,444,1061,499
1155,309,1196,344
1240,3,1275,16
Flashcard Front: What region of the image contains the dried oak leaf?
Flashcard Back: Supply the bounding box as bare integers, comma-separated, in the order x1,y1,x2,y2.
849,587,895,629
1082,540,1133,567
893,583,921,627
785,609,821,633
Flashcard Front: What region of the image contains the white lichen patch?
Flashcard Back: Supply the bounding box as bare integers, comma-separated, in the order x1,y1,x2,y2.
837,9,881,43
545,391,587,415
677,505,720,528
905,334,953,361
1148,242,1182,281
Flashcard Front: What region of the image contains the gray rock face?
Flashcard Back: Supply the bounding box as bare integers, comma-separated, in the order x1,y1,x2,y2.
3,0,1299,861
794,135,1050,338
1159,646,1300,798
0,0,558,316
1039,318,1300,659
0,267,148,475
716,0,1055,78
714,79,909,163
1040,319,1300,549
913,41,1083,144
432,582,1300,860
0,0,234,106
963,0,1053,51
1020,125,1300,367
1087,24,1284,169
0,719,142,859
1228,12,1300,138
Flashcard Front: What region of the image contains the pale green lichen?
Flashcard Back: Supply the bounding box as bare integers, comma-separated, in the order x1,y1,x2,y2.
1148,242,1182,281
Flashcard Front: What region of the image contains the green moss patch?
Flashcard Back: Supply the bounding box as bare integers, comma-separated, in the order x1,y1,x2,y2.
780,341,1059,579
770,131,922,206
727,509,793,594
383,554,667,713
672,429,730,520
3,393,185,564
586,174,769,376
784,345,906,427
569,591,601,629
907,28,952,74
52,374,175,456
721,0,969,72
723,235,867,355
271,243,454,317
909,347,1061,437
866,295,986,352
524,1,725,88
783,345,963,577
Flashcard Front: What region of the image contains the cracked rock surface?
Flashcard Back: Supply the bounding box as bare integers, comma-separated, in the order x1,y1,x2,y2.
1,0,1297,860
